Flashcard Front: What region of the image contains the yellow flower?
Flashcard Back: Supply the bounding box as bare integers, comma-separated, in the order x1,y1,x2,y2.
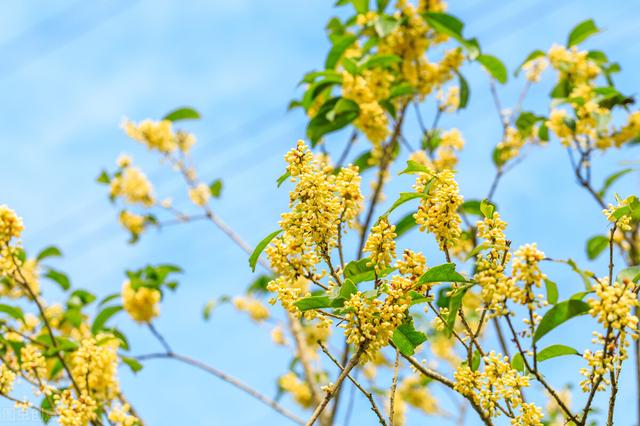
110,166,155,207
363,216,397,273
0,364,16,394
122,280,161,323
522,57,548,83
233,296,270,322
279,372,313,408
108,404,139,426
414,168,463,250
123,119,177,153
71,335,120,401
55,390,97,426
188,183,211,207
20,344,47,380
0,205,23,245
474,213,516,315
119,210,146,237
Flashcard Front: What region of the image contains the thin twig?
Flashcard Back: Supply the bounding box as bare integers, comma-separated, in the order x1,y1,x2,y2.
318,342,386,425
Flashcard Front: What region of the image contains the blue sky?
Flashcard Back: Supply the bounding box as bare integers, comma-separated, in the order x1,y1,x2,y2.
1,0,639,425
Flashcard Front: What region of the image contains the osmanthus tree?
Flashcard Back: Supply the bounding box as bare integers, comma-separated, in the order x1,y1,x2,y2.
0,0,639,425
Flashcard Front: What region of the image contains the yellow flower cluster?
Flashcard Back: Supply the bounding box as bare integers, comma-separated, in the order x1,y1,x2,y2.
108,404,139,426
398,375,439,414
474,213,515,315
522,57,548,83
547,44,600,84
278,372,313,408
396,249,426,283
588,279,638,331
188,183,211,207
20,344,47,380
122,280,161,323
414,168,463,250
123,119,196,154
232,296,270,322
436,128,465,169
603,196,634,231
266,275,310,316
511,243,547,308
110,164,155,207
71,335,120,401
579,278,638,392
613,111,640,146
119,210,146,237
363,216,397,273
0,364,16,394
454,352,542,424
267,141,363,311
342,72,391,157
343,276,412,361
496,126,535,164
1,258,40,299
0,205,23,245
437,86,460,113
55,390,97,426
546,109,573,146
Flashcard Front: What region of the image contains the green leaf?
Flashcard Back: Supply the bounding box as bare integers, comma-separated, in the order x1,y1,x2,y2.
537,344,580,362
445,284,473,336
163,107,201,122
374,15,400,37
202,300,216,320
515,50,545,76
551,79,571,98
394,213,417,238
44,268,71,291
515,111,543,133
459,200,482,216
617,266,640,284
457,72,469,109
534,300,590,342
352,151,374,173
391,318,427,356
326,34,358,69
567,19,600,47
249,230,282,272
399,160,432,175
386,192,426,215
417,263,469,286
423,12,464,41
307,97,360,145
350,0,368,13
360,54,401,70
40,395,53,423
96,170,111,185
209,179,223,198
344,258,394,284
598,168,633,198
389,82,416,99
544,278,558,304
586,235,609,260
511,352,525,373
479,199,496,219
332,279,359,308
294,295,333,311
36,246,63,262
276,170,291,187
121,355,144,373
0,304,24,322
477,54,508,84
92,305,123,335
